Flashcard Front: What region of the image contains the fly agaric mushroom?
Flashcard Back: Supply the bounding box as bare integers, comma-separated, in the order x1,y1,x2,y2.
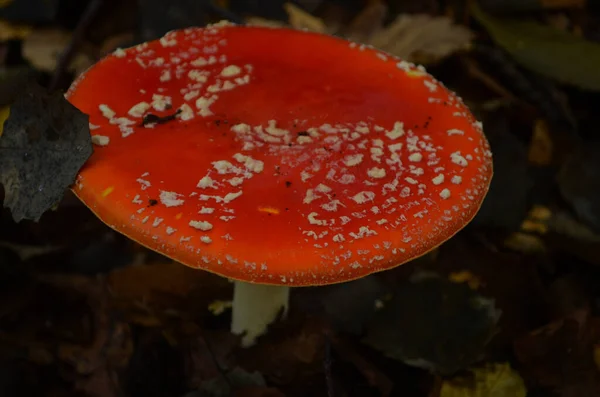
66,22,492,347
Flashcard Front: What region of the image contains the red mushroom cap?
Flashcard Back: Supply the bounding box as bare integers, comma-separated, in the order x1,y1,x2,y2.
67,23,492,286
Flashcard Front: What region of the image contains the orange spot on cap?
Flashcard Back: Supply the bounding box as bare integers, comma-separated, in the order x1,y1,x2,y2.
259,207,280,215
102,186,114,197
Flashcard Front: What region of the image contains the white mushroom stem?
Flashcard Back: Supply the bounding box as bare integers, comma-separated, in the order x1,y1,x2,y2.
230,280,290,347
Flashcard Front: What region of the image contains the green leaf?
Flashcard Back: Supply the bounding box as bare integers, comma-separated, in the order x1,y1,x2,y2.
470,2,600,91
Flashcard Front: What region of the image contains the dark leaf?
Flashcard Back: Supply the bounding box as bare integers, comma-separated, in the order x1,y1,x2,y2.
137,0,211,43
0,68,39,108
363,271,501,375
478,0,585,14
514,310,600,397
123,329,187,397
0,81,92,222
471,2,600,91
474,44,578,134
297,275,390,335
558,142,600,233
471,107,534,231
188,367,268,397
0,0,59,23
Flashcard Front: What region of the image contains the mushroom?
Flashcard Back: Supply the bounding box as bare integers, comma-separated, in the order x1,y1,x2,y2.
65,23,493,347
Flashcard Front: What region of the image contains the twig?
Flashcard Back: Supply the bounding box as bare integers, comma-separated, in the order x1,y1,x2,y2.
324,335,335,397
198,332,232,388
49,0,104,91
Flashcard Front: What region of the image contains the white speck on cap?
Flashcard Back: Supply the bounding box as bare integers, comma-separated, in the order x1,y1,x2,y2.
189,220,213,231
91,135,110,146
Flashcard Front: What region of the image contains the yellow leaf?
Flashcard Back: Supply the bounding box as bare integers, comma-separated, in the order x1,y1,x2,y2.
440,363,527,397
528,120,553,166
0,19,31,41
0,105,10,137
449,271,482,290
504,232,546,254
529,205,552,222
208,299,232,315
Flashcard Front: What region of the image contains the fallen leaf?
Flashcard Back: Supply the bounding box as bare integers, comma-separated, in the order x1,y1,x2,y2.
514,310,600,397
363,271,501,375
107,261,229,319
341,0,387,43
137,0,210,42
305,275,390,335
0,0,59,22
470,107,534,231
520,208,550,235
245,16,286,29
190,367,269,397
0,240,62,261
330,335,394,397
0,68,39,107
235,318,325,385
504,232,546,254
528,119,553,166
478,0,585,13
440,362,527,397
367,13,473,64
122,329,187,397
185,329,239,390
75,366,122,397
0,105,9,134
549,211,600,242
471,2,600,91
448,270,483,290
0,19,31,41
557,141,600,232
283,2,327,33
208,299,233,315
337,1,473,64
22,28,92,73
248,2,473,64
0,82,92,222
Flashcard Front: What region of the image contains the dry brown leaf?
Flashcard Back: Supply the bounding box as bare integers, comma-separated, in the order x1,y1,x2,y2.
245,16,287,29
283,2,327,33
514,311,600,396
22,28,92,73
342,0,387,43
366,13,473,64
245,2,472,64
249,2,472,65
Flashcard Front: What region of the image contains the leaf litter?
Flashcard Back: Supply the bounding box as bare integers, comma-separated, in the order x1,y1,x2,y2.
250,1,473,65
1,1,600,396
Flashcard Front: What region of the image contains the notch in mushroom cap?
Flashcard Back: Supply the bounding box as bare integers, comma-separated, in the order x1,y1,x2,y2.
66,22,492,347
